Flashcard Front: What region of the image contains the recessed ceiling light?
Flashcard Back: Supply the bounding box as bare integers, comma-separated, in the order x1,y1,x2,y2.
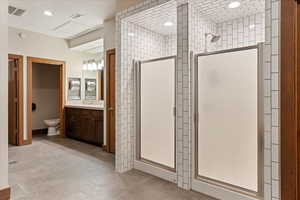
128,32,134,37
44,10,53,16
249,24,255,29
164,21,174,27
228,1,241,9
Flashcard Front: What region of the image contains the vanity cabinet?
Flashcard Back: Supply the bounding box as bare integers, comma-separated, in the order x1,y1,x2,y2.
65,107,103,146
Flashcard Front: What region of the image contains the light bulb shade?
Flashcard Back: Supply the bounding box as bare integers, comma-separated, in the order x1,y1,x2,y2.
83,62,88,70
97,60,104,70
92,62,97,71
87,62,92,70
83,60,104,71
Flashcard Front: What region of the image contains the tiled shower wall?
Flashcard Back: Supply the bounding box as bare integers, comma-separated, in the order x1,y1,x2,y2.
189,4,217,53
116,0,281,199
189,9,265,53
123,22,177,60
264,0,280,199
124,21,165,60
116,8,177,172
216,13,265,50
165,35,177,56
176,1,190,189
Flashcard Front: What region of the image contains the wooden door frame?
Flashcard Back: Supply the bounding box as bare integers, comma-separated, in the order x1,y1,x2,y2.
27,57,65,144
281,0,299,199
8,54,24,146
106,49,116,153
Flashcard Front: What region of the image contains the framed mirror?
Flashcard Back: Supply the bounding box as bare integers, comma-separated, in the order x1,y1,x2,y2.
85,78,97,100
82,67,104,102
68,78,81,100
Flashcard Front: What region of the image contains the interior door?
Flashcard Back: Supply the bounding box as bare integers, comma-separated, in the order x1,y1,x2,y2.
107,49,116,153
8,58,19,145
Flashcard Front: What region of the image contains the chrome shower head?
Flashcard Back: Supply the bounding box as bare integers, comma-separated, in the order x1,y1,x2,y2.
210,35,221,43
204,33,221,52
205,33,221,43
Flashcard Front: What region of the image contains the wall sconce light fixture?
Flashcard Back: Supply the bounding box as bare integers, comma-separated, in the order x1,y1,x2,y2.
82,59,104,71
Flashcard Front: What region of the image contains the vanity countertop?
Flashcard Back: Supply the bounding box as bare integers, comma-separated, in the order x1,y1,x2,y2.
64,104,105,110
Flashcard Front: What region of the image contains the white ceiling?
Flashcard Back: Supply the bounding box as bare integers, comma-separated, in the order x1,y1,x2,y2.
71,39,104,54
8,0,116,39
125,0,264,36
192,0,265,23
125,1,177,36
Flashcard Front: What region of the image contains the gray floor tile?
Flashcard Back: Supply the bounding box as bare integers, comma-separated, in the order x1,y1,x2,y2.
9,135,216,200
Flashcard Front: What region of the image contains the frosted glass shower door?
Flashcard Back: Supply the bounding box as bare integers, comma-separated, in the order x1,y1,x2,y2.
137,57,176,170
193,46,263,198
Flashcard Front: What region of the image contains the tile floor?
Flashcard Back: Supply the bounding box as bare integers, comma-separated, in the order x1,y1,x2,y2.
9,135,217,200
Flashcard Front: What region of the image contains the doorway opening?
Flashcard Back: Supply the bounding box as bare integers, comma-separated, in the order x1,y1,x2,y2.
8,54,24,146
27,57,65,144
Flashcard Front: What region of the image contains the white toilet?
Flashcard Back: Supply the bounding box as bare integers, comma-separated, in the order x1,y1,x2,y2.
44,118,60,136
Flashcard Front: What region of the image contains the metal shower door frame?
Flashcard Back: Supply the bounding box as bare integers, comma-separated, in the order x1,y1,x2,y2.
192,44,264,199
135,55,177,173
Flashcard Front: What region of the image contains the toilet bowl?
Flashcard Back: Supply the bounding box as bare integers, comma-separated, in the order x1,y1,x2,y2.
44,118,60,136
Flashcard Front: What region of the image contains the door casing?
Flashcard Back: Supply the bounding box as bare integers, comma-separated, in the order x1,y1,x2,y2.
8,54,24,146
27,57,65,144
106,49,116,153
281,0,300,199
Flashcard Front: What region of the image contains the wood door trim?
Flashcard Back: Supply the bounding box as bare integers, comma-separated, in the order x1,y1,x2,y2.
8,54,24,146
27,57,65,144
106,49,115,153
0,187,10,200
100,71,104,100
281,0,298,199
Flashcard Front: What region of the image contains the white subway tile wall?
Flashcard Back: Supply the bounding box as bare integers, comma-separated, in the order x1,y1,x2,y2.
116,0,177,173
189,3,217,53
165,35,177,56
176,2,190,189
116,0,281,199
265,0,280,199
189,2,265,53
216,13,265,50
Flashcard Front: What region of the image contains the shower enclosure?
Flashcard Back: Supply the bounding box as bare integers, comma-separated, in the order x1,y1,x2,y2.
119,0,178,182
188,1,266,199
192,45,264,199
116,0,272,199
135,56,176,171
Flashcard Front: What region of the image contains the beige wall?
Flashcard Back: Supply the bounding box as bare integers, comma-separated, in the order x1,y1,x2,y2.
32,63,60,130
104,0,144,51
116,0,144,12
104,18,116,51
8,27,99,140
0,0,8,190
